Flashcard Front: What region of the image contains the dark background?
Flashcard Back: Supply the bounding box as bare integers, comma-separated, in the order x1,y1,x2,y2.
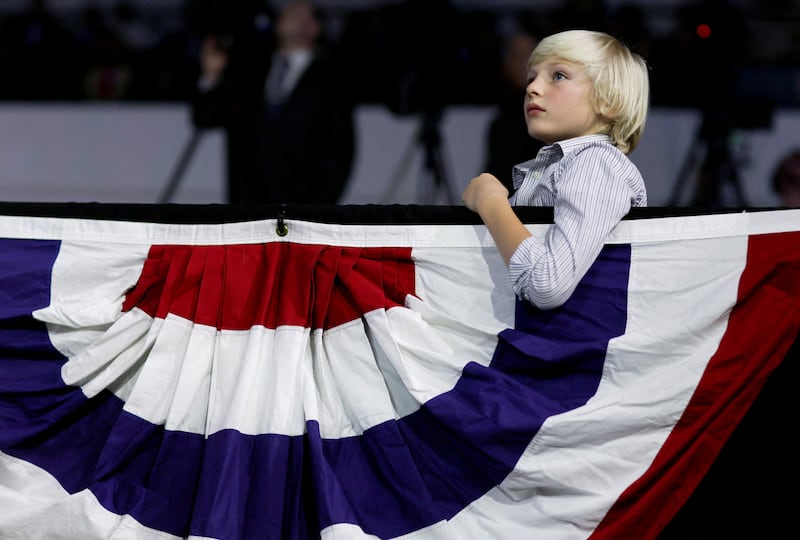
0,0,798,112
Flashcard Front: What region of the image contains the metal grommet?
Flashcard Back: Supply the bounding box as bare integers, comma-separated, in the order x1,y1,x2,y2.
276,209,288,236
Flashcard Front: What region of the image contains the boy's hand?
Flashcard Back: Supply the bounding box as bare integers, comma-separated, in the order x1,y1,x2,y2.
462,173,509,214
462,172,529,266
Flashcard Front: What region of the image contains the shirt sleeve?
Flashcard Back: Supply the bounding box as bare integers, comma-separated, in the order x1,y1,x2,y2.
508,144,641,309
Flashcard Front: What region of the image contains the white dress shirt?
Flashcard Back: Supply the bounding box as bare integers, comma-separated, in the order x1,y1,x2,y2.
508,134,647,309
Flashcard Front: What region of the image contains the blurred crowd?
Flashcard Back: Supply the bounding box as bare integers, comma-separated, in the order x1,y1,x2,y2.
0,0,183,100
0,0,798,109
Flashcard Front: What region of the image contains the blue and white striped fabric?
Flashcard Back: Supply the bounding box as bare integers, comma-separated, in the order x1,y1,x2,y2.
1,208,799,539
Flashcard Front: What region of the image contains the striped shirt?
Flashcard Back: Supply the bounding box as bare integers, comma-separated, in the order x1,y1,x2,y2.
508,134,647,309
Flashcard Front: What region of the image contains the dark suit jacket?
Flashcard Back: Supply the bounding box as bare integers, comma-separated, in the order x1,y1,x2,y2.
193,39,356,205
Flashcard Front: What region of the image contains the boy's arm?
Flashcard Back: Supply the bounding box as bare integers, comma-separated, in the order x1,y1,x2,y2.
462,173,531,265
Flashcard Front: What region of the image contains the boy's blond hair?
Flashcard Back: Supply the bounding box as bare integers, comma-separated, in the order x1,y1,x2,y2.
529,29,649,154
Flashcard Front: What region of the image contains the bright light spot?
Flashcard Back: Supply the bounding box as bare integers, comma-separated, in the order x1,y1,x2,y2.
696,23,712,39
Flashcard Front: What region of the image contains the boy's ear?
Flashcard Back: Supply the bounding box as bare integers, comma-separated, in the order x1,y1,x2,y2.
597,111,610,122
597,102,617,123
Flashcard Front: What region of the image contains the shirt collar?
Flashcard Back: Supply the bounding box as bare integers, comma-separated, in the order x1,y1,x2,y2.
554,133,613,154
511,134,613,190
282,49,313,69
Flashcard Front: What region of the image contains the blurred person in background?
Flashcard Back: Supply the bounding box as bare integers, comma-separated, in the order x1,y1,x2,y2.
483,29,545,195
771,148,800,207
191,0,356,205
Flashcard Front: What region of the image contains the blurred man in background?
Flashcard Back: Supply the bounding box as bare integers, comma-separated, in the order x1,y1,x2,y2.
191,0,356,205
482,30,544,195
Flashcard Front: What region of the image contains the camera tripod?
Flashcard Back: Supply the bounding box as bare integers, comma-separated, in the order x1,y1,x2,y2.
381,109,458,205
158,128,206,204
667,109,748,208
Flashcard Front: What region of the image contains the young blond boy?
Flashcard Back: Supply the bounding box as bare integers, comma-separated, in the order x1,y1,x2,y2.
462,29,650,309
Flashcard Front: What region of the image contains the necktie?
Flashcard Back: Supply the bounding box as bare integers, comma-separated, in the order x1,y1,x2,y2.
266,55,290,105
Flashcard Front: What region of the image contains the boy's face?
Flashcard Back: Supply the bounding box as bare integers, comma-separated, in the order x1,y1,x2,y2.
523,58,605,144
